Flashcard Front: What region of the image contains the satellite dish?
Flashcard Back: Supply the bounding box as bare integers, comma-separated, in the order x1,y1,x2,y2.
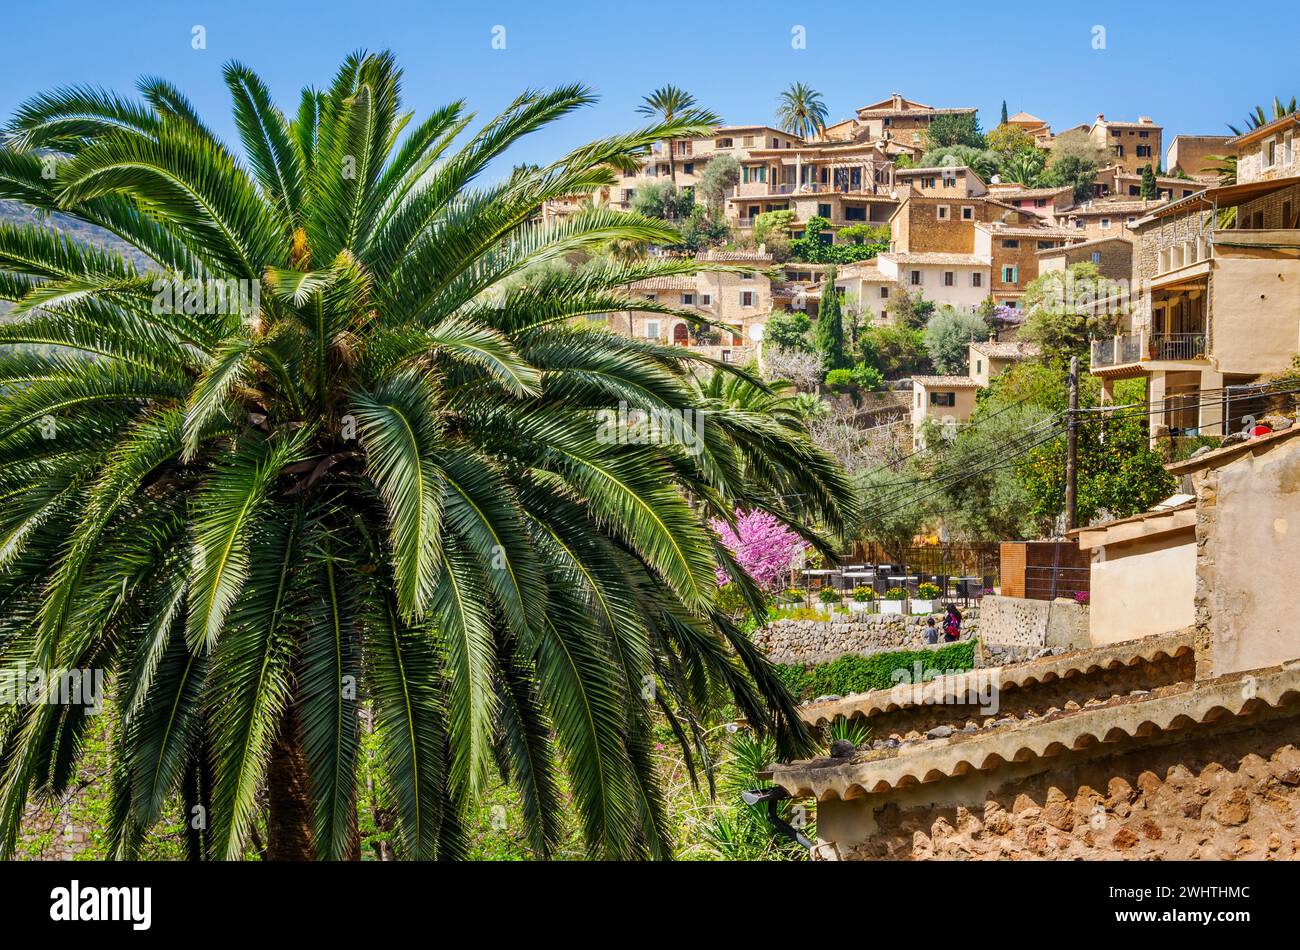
749,323,765,342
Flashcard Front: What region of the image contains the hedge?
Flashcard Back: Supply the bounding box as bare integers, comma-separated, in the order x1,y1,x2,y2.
775,640,977,701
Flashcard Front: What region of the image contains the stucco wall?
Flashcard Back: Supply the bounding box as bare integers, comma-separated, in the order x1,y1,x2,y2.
1209,253,1300,376
1089,532,1197,646
1196,436,1300,676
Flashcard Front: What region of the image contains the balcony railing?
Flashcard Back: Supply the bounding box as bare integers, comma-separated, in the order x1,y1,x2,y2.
1090,332,1144,368
1091,330,1208,368
1149,332,1206,361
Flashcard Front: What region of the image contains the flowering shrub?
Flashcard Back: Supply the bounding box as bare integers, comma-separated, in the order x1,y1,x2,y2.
710,509,806,592
884,586,907,601
1073,590,1090,606
818,586,840,604
852,587,875,602
917,582,941,600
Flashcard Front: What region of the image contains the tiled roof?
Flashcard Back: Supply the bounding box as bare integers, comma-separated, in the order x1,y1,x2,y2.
969,339,1040,360
883,252,987,266
1007,111,1045,124
625,276,698,291
797,633,1192,726
911,375,980,388
767,654,1300,801
697,249,773,262
1035,234,1132,253
987,185,1072,199
977,222,1079,238
1069,199,1166,215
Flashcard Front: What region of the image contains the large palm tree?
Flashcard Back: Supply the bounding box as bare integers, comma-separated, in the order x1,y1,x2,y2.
0,53,853,860
775,83,827,141
636,85,705,186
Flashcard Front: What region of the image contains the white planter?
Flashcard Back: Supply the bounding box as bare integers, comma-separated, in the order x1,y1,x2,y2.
816,600,837,614
880,600,905,615
847,600,871,614
911,599,936,615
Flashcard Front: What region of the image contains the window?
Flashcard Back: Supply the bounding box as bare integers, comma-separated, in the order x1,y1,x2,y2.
1285,133,1294,165
910,270,923,286
721,349,733,363
881,309,888,321
937,205,950,220
879,286,890,299
1002,239,1020,248
716,137,733,149
643,293,657,301
1091,251,1102,265
739,291,756,307
971,272,983,288
682,163,694,175
1138,130,1149,138
961,206,974,220
1100,218,1112,230
818,203,831,218
700,293,712,306
1001,265,1018,284
1126,217,1137,227
645,320,661,339
929,391,956,407
944,271,955,287
742,135,755,147
681,293,694,305
844,206,867,221
976,359,983,374
1265,139,1277,168
741,271,753,280
1136,145,1151,158
1037,240,1056,250
1034,198,1047,208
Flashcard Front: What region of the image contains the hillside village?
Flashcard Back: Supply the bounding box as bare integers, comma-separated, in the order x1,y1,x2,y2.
543,92,1297,459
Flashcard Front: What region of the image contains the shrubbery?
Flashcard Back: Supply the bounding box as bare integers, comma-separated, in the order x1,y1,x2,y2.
775,640,977,701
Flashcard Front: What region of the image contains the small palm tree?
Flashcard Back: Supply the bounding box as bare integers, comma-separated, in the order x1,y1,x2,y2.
1001,149,1046,187
775,83,828,141
0,53,852,860
1226,95,1298,136
636,85,710,185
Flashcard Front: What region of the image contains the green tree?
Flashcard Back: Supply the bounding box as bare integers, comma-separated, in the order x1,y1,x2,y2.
1000,148,1047,186
855,465,932,560
924,307,989,375
697,153,740,207
763,310,813,351
919,145,1000,182
859,326,930,378
0,54,854,861
753,208,797,246
886,287,936,330
812,267,846,372
924,112,984,150
775,82,829,140
1139,164,1158,200
630,178,695,221
1042,129,1109,202
636,85,716,185
986,122,1037,157
1020,262,1124,361
1001,100,1009,126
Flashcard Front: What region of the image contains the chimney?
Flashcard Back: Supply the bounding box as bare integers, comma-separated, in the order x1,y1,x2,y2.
892,93,904,110
1096,113,1106,124
1138,116,1153,124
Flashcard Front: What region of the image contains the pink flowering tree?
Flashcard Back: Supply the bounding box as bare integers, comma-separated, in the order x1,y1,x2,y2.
710,509,806,592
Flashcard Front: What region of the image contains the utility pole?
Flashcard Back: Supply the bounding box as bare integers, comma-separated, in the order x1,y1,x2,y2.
1065,355,1079,532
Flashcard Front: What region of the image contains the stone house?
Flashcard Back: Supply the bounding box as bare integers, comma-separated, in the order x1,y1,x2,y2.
967,340,1039,387
1090,129,1300,444
1089,114,1163,175
973,221,1078,309
1166,134,1234,181
603,248,774,364
1036,235,1134,282
909,375,980,449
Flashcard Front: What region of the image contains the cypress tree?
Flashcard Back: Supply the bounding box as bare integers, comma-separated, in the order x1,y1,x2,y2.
813,265,846,372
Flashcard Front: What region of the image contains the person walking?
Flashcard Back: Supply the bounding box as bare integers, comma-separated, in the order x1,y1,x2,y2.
943,603,963,642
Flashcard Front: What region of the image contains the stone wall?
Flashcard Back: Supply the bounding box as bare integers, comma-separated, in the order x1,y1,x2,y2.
751,610,979,667
833,714,1300,860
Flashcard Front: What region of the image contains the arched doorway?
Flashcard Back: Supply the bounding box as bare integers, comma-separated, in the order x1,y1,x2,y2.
672,323,689,346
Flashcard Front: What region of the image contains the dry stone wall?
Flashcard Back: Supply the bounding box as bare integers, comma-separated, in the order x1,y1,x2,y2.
751,610,979,666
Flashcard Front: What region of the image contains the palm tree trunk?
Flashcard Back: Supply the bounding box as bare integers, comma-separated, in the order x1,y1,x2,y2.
266,706,315,860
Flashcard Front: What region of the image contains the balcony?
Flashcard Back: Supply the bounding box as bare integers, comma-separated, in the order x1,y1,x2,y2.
1090,332,1144,369
1149,332,1206,362
1090,331,1207,372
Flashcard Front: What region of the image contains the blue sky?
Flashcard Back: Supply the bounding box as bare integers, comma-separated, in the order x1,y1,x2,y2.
4,0,1299,173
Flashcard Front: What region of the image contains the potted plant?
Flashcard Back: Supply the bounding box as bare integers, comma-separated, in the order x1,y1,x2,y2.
880,586,907,615
817,586,840,613
848,586,875,614
912,582,941,614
